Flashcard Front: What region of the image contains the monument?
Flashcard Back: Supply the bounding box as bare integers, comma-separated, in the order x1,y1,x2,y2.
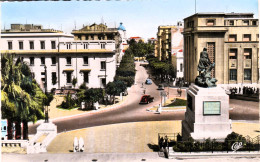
182,48,232,141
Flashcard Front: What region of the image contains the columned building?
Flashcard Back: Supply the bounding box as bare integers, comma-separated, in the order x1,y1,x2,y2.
183,13,259,88
1,24,117,92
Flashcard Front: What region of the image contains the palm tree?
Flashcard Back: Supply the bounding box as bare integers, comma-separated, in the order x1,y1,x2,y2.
1,54,46,139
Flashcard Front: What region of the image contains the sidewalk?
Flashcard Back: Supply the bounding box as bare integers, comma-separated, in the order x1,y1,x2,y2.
2,152,260,162
45,120,260,154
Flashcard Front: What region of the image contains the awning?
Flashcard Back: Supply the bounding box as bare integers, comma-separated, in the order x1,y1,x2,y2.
80,69,91,72
63,69,74,72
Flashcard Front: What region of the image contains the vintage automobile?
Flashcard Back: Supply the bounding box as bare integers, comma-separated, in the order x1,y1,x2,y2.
139,95,154,104
157,84,165,90
145,79,152,85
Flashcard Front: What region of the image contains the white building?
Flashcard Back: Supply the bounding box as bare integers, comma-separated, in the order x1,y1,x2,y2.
117,23,128,63
1,26,117,92
171,21,184,79
176,49,184,78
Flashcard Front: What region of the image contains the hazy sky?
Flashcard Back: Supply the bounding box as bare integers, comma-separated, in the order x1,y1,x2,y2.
1,0,258,40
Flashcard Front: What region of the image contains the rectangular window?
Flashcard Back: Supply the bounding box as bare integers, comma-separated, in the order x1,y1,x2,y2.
29,41,34,50
244,48,252,59
101,78,106,87
83,72,89,83
252,20,257,26
41,57,45,65
31,72,35,78
101,61,106,70
51,57,56,65
229,69,237,80
101,44,105,49
83,56,88,65
206,19,215,26
243,20,249,26
51,41,56,49
52,72,57,85
19,41,23,50
244,69,251,80
243,34,251,41
180,63,183,72
228,35,237,42
29,57,34,65
66,57,71,65
67,44,71,49
8,42,12,50
229,49,237,59
40,41,45,49
66,72,72,83
229,20,234,26
83,44,88,49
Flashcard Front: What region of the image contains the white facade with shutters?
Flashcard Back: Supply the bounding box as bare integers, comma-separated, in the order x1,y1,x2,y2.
1,32,117,92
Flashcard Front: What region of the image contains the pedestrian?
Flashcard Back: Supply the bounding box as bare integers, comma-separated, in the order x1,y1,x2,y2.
143,89,146,94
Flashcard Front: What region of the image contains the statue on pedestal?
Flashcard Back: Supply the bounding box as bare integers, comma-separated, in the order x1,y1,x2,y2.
195,48,217,87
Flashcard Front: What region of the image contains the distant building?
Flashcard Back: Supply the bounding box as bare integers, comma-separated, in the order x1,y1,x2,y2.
174,49,184,78
1,24,117,92
129,37,144,43
156,25,177,61
183,12,259,89
171,21,184,78
147,37,157,56
71,22,127,65
147,37,156,44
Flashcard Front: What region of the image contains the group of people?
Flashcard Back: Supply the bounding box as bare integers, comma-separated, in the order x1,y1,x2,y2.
229,86,259,96
159,135,169,150
174,77,189,87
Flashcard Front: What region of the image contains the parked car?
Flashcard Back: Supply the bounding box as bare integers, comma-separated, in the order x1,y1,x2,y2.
139,95,154,104
145,79,152,85
157,84,164,90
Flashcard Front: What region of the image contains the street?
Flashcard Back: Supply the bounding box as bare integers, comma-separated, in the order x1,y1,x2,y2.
29,62,259,135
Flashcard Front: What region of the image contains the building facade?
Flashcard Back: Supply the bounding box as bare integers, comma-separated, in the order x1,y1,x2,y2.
71,23,127,65
1,24,117,92
171,21,184,78
183,12,259,88
156,25,177,61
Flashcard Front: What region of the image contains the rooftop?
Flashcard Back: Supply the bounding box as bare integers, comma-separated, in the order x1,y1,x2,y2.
184,12,255,20
2,24,63,33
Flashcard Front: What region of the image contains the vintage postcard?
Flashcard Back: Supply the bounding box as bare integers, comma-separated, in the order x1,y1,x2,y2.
1,0,259,161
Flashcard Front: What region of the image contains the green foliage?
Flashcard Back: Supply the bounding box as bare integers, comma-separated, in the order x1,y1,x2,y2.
127,39,154,57
59,92,77,109
165,98,187,107
147,56,176,82
1,54,47,139
114,46,136,88
114,76,134,87
171,132,252,152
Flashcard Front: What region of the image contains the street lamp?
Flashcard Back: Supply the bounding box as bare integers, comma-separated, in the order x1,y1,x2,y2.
44,65,49,123
104,59,114,106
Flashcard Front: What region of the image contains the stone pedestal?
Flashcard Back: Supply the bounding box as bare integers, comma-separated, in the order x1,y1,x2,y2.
182,84,232,141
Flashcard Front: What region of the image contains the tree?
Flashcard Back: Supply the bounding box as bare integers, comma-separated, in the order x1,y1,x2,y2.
106,80,126,103
83,88,104,109
1,54,46,139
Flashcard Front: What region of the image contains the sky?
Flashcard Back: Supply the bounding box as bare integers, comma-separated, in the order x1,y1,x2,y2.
1,0,258,40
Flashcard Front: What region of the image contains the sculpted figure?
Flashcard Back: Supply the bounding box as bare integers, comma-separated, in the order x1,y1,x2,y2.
195,48,217,87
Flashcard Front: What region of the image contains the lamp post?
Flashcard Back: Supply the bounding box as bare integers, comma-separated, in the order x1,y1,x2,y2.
104,59,114,106
44,65,49,123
